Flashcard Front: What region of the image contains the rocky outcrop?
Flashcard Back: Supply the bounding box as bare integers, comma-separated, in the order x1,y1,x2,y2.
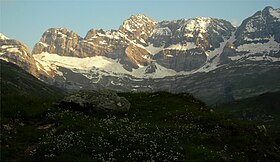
125,43,151,67
149,17,235,51
219,42,236,64
153,48,207,72
33,27,151,70
32,28,82,57
59,90,130,113
234,6,280,47
119,14,156,45
0,34,51,78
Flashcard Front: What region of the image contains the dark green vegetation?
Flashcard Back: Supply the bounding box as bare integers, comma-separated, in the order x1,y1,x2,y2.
216,91,280,145
0,60,64,98
0,60,65,122
0,60,65,160
1,61,280,161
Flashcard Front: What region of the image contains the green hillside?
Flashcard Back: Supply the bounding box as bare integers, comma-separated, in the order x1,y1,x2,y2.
216,91,280,145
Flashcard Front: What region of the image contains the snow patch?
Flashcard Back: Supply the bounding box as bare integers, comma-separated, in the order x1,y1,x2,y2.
139,38,146,44
56,70,64,76
57,32,67,38
0,57,9,62
39,42,49,47
229,55,280,62
166,54,174,57
144,44,163,55
236,37,280,54
166,42,197,51
245,22,257,32
186,17,212,33
99,40,107,45
269,8,280,19
33,52,185,79
153,27,172,36
0,33,9,40
123,23,134,33
1,45,14,49
7,48,22,54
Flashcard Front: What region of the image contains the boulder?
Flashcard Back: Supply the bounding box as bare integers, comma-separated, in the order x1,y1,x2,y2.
58,90,130,113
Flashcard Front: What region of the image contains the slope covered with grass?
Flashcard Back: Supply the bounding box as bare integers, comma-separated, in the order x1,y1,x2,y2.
216,91,280,146
2,91,280,161
0,60,65,124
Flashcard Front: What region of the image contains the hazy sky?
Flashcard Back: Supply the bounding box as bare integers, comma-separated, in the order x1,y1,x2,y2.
1,0,279,50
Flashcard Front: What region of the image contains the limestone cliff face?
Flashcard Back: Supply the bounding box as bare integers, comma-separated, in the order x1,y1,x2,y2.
31,8,279,74
32,28,82,57
234,6,280,47
119,14,156,45
31,15,236,72
33,23,153,70
149,17,235,51
0,34,52,78
153,48,207,72
125,43,151,67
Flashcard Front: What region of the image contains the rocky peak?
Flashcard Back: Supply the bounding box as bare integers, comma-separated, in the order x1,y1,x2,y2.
185,17,213,33
32,28,82,56
263,6,280,19
234,7,280,46
0,34,51,78
0,33,9,40
119,14,156,45
0,35,30,57
150,17,235,51
85,29,99,40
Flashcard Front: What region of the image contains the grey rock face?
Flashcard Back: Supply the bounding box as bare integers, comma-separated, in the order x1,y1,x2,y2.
153,48,207,72
149,17,235,51
59,90,130,113
234,6,280,47
219,42,236,64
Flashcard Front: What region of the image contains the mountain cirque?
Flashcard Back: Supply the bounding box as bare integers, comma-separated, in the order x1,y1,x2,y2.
1,6,280,104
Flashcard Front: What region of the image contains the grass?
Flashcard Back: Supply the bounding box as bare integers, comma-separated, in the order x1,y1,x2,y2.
215,91,280,146
1,92,279,161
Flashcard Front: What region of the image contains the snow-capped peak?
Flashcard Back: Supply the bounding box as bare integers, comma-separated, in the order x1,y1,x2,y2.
0,33,9,40
186,17,213,33
120,14,156,33
129,14,156,24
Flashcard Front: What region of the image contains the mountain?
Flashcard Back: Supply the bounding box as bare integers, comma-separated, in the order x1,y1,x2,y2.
2,6,280,104
0,34,54,80
0,60,64,98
